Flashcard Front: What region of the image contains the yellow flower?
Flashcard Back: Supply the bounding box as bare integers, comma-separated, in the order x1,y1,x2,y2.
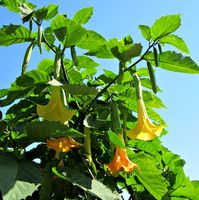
126,98,163,141
106,147,139,177
47,136,81,153
37,87,75,125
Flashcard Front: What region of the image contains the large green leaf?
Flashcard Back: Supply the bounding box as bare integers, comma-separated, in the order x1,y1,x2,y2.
77,56,99,69
170,178,199,200
128,151,169,200
25,120,83,142
73,7,93,25
0,25,32,46
36,58,54,73
150,15,181,40
138,25,151,41
143,90,166,108
45,4,59,20
0,153,40,200
145,51,199,74
51,15,86,46
63,84,98,95
53,166,122,200
77,30,106,50
3,0,19,12
160,34,189,53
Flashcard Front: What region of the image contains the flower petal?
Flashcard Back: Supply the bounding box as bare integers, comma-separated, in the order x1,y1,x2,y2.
37,87,75,124
127,98,163,141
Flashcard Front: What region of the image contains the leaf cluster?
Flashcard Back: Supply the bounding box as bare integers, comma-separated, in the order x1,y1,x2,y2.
0,1,199,200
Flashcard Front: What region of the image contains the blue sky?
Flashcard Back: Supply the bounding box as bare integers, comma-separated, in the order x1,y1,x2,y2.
0,0,199,180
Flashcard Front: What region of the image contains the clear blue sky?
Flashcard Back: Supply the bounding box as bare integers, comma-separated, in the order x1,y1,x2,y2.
0,0,199,180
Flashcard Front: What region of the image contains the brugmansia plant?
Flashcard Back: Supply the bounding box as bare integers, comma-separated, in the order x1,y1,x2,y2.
0,1,199,200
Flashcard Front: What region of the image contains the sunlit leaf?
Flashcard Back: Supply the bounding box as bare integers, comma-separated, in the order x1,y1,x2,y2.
3,0,19,12
0,25,32,46
45,4,59,20
77,56,99,69
145,51,199,74
108,131,125,148
160,34,189,53
128,151,169,200
77,30,106,50
150,15,181,40
73,7,93,25
139,25,151,41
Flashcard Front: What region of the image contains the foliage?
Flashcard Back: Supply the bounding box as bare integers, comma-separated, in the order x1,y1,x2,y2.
0,1,199,200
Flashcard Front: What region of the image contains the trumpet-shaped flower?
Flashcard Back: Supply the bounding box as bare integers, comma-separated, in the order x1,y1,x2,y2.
107,147,138,177
47,136,81,153
37,87,75,125
126,98,163,141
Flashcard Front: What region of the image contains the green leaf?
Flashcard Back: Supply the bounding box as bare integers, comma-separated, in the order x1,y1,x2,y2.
25,120,83,142
128,151,169,200
45,4,59,20
68,68,82,84
108,131,125,148
51,15,86,46
37,58,54,73
77,30,106,50
0,153,40,200
171,179,199,200
139,25,151,41
141,78,161,92
145,51,199,74
73,7,93,25
34,7,48,22
0,89,8,99
51,14,67,42
122,43,142,62
162,147,185,172
160,34,189,53
14,70,50,89
53,166,122,200
3,0,19,12
143,90,166,108
77,56,99,69
43,27,55,51
64,20,87,47
62,84,98,95
150,14,181,40
136,68,149,76
0,25,32,46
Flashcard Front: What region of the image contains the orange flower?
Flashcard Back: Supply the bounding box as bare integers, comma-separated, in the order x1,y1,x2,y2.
37,87,75,125
47,136,81,153
107,147,138,177
126,98,163,141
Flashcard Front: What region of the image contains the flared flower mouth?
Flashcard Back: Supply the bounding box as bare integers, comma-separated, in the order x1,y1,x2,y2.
106,147,139,177
126,98,163,141
37,87,75,125
47,136,81,153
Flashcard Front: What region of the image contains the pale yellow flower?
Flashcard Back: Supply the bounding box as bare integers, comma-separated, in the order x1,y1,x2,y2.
37,87,75,125
106,147,139,177
126,98,163,141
